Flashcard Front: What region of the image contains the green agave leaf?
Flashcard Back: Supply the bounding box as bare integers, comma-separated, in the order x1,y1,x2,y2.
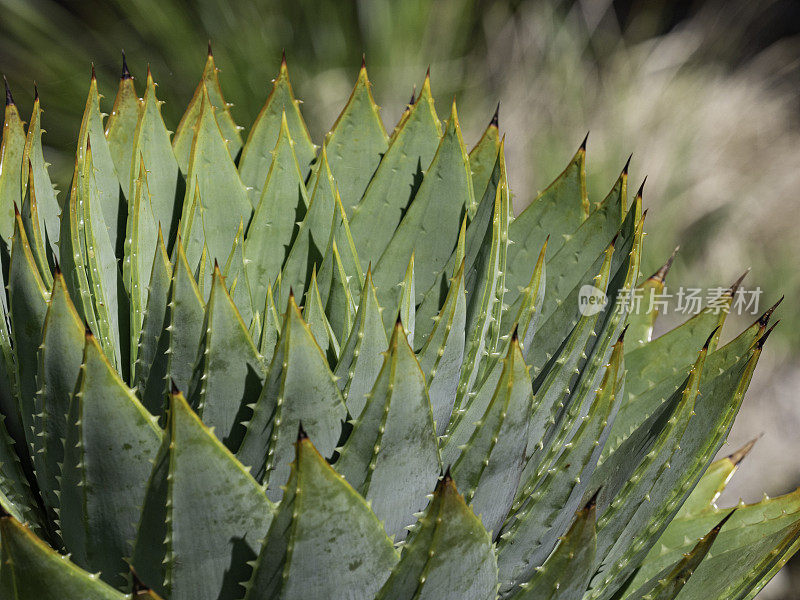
323,240,357,343
496,336,624,592
0,413,38,529
105,60,140,198
418,259,466,434
669,518,800,600
398,253,415,346
278,144,336,305
323,63,388,216
0,516,128,600
239,54,316,204
172,49,242,172
520,173,633,368
374,471,498,600
584,337,709,599
448,331,532,538
164,238,205,396
130,69,181,247
373,100,474,314
83,143,124,370
673,440,755,522
132,390,274,600
521,212,643,497
133,229,172,415
335,319,440,540
632,488,800,593
77,72,125,255
243,114,309,310
348,74,442,267
224,219,254,324
624,248,677,352
506,238,547,364
33,271,84,516
178,85,251,266
302,267,339,364
258,280,281,365
457,166,509,406
244,432,398,600
0,90,27,242
59,332,162,588
20,165,53,288
501,140,588,317
21,92,60,260
124,162,159,375
189,265,265,450
508,497,597,600
623,512,731,600
314,185,364,310
334,268,388,418
8,210,49,456
606,288,734,458
413,138,500,349
590,335,767,600
468,106,501,210
237,295,346,500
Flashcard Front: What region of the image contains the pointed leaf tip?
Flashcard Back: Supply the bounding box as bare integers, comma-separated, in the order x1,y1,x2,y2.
170,379,181,396
510,323,519,342
729,268,751,296
297,421,309,441
121,50,132,79
636,177,647,199
409,85,417,105
361,54,366,69
758,295,784,327
728,436,760,466
33,82,39,101
702,326,721,350
623,153,632,175
207,40,213,56
91,63,96,80
490,102,500,128
84,323,94,338
281,48,287,66
650,246,679,282
4,75,13,105
713,508,737,532
617,324,629,344
580,131,589,151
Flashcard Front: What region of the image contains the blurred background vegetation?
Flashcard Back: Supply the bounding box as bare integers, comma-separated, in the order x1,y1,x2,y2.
1,0,798,595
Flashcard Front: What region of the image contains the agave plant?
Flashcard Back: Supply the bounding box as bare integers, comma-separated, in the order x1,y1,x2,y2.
0,48,795,600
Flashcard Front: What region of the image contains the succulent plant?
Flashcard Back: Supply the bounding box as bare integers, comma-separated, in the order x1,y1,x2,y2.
0,49,795,600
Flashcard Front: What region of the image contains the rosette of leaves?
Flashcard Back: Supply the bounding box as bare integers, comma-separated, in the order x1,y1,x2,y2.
0,49,794,600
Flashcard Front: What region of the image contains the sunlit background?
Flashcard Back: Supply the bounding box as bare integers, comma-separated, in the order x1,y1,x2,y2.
1,0,798,595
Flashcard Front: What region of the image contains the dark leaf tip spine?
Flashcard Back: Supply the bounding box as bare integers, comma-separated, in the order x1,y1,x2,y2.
490,102,500,128
170,379,180,395
728,436,760,466
728,268,751,296
650,246,679,282
121,50,132,80
713,509,737,532
584,487,601,510
758,295,784,327
207,40,213,57
297,421,308,441
636,177,647,199
623,154,632,175
702,326,720,351
617,324,629,344
4,75,13,106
